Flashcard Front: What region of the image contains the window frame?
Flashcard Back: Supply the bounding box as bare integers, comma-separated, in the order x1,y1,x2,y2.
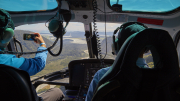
106,0,180,15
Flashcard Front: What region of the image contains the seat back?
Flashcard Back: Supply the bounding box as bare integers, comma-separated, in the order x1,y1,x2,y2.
92,28,180,101
0,64,39,101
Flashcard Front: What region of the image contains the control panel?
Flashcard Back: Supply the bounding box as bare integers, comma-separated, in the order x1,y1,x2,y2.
64,59,114,101
84,63,111,86
69,61,112,87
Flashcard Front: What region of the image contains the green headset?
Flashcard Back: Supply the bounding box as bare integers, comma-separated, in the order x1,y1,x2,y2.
112,22,148,55
48,19,64,38
48,7,71,38
0,9,14,50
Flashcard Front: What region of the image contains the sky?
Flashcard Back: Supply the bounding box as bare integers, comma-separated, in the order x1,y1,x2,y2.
1,0,179,12
15,22,121,33
110,0,180,12
0,0,57,11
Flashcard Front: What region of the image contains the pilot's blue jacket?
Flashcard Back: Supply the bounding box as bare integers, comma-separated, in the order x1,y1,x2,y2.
0,47,48,76
85,58,149,101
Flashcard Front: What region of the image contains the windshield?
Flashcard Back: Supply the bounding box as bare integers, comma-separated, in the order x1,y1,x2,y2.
92,22,120,59
0,0,57,11
109,0,180,12
15,22,88,78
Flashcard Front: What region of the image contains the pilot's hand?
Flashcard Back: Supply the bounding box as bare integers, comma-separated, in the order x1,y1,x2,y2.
34,33,46,48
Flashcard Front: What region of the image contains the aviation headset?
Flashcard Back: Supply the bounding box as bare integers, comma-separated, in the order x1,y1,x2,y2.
48,1,71,38
112,22,148,55
0,9,15,50
48,18,64,38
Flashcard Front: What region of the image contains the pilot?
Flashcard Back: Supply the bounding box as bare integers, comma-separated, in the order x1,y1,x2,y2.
85,22,150,101
0,9,64,101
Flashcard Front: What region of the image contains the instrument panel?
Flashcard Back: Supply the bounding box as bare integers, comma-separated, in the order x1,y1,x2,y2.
67,0,93,10
69,59,114,87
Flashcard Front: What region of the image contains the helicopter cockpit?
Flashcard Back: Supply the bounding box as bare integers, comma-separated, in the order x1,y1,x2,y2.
0,0,180,101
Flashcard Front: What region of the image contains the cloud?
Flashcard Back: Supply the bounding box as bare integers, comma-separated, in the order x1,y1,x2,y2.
93,23,121,32
15,22,122,33
16,23,49,33
15,22,85,33
66,22,84,31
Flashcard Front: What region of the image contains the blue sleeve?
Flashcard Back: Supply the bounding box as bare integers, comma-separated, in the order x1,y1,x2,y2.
85,72,99,101
85,67,111,101
19,47,48,76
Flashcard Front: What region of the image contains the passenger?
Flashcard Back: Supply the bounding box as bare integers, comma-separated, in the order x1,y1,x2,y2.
0,9,64,101
85,22,150,101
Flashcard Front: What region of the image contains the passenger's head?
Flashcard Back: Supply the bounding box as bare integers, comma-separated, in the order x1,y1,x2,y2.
0,9,14,50
112,22,147,55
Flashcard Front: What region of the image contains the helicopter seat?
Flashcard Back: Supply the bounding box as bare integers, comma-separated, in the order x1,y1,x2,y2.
92,28,180,101
0,64,40,101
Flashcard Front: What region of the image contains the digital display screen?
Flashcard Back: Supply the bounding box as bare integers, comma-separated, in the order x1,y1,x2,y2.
71,64,85,86
70,63,112,86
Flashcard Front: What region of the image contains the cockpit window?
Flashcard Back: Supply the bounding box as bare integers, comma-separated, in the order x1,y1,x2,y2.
15,22,88,78
92,22,122,59
143,51,154,68
109,0,180,12
0,0,57,12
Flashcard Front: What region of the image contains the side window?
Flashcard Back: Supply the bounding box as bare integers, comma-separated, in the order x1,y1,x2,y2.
15,22,88,78
92,22,120,59
143,51,154,68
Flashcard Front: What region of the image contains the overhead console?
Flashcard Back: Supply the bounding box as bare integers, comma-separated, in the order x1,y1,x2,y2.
67,0,93,10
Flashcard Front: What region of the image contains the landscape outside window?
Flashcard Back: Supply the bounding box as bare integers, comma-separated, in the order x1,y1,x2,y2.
14,22,154,94
14,22,120,94
15,22,121,79
15,22,89,79
93,22,118,60
15,22,154,79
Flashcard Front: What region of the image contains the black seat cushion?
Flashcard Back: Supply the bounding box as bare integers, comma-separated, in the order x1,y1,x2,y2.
0,64,39,101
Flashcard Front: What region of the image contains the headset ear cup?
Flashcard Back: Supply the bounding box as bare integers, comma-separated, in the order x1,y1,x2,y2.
111,43,115,55
114,38,119,55
48,19,64,38
48,19,60,33
112,35,118,55
112,35,115,55
1,28,14,44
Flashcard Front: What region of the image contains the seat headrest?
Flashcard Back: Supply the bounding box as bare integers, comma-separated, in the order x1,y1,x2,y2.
0,64,37,101
116,28,179,88
98,28,179,89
